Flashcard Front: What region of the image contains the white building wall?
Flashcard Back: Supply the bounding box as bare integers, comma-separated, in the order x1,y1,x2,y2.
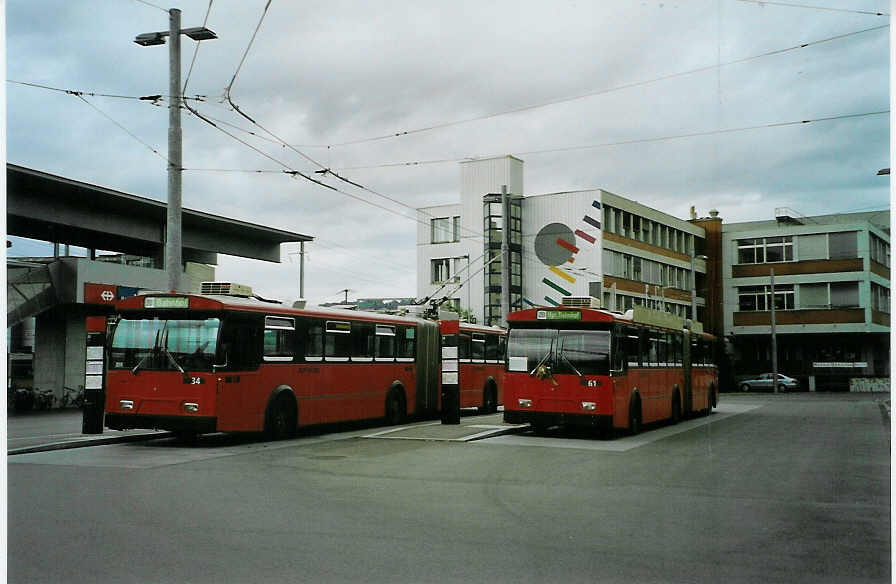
521,190,603,306
458,157,524,322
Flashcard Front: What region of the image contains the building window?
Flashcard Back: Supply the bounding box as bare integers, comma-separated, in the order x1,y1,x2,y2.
828,231,857,259
431,216,459,243
830,282,859,308
738,285,794,311
870,233,890,267
871,282,890,313
799,283,829,309
431,258,451,283
737,236,794,264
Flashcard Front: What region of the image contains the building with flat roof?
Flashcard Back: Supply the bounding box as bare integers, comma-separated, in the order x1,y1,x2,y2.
721,209,890,390
416,156,709,330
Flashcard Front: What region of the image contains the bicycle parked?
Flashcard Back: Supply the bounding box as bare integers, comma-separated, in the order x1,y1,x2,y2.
31,388,55,410
59,386,85,409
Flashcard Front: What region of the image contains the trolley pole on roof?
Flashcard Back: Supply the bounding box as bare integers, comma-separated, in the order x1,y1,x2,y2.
500,185,511,328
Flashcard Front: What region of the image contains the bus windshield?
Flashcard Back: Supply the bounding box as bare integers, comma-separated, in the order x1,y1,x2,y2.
507,328,610,376
110,317,221,372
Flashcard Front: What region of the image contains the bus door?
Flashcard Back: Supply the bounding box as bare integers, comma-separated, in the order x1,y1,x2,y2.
617,326,643,428
215,318,262,432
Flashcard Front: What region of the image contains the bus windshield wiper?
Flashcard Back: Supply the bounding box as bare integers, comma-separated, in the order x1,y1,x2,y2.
530,337,555,376
131,327,161,375
558,339,584,379
161,328,188,379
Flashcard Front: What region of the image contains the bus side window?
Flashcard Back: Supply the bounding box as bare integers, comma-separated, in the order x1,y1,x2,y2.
221,317,261,371
647,330,659,366
485,334,499,362
325,321,351,361
472,333,485,361
375,325,396,361
397,326,416,361
458,332,472,361
623,326,640,368
263,316,295,362
352,322,374,362
498,335,506,361
671,333,681,366
305,320,323,362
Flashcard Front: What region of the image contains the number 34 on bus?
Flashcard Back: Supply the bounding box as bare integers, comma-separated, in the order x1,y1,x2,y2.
503,299,718,437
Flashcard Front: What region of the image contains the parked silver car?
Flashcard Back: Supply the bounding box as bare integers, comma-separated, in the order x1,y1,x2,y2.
738,373,800,392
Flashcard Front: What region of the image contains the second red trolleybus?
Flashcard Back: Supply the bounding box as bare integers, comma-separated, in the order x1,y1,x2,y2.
503,297,718,436
104,283,504,439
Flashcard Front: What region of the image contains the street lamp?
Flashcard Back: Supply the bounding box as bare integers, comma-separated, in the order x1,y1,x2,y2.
135,10,216,292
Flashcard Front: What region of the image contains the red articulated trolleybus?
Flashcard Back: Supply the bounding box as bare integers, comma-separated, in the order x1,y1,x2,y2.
104,282,504,439
503,296,718,436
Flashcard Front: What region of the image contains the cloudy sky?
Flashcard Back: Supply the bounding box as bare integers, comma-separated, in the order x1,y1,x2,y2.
6,0,890,305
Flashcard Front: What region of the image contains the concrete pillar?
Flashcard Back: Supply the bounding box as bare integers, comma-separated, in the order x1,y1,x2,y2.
33,306,88,403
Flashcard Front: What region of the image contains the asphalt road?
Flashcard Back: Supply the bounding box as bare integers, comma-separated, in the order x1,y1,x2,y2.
8,393,890,583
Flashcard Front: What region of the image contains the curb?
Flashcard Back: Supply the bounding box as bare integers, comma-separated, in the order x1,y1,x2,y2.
9,431,173,456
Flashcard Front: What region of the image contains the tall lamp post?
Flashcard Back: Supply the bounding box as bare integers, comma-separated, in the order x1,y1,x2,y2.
135,10,217,292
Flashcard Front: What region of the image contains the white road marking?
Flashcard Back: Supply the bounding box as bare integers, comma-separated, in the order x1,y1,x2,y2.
477,402,761,451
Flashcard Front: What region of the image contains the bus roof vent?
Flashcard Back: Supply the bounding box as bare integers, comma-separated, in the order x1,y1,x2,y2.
200,281,254,297
560,296,601,309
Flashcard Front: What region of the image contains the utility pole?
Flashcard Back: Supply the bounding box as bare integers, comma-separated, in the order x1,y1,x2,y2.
167,8,183,292
500,185,511,328
770,268,778,393
299,241,305,299
136,11,216,293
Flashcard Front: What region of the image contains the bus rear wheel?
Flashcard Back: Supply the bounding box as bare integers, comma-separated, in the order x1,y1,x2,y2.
479,384,497,415
670,393,681,425
629,399,642,436
265,394,297,440
385,389,406,426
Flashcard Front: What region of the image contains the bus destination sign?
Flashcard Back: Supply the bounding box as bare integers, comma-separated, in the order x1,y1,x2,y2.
144,297,190,309
536,310,581,321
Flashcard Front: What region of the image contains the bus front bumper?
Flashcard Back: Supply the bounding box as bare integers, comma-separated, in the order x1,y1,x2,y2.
105,413,217,434
504,410,612,430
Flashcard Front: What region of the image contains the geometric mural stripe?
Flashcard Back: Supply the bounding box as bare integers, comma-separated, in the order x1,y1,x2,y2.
592,200,601,210
574,229,596,244
583,215,601,230
543,296,559,306
556,237,579,254
542,277,571,296
548,265,576,284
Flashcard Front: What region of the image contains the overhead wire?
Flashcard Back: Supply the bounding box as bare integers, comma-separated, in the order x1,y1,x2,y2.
733,0,888,16
132,0,169,13
196,109,890,173
74,94,171,164
215,0,486,241
301,23,888,149
183,0,215,95
7,80,206,103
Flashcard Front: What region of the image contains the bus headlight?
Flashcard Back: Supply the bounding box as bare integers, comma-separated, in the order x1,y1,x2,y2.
120,400,134,410
581,401,597,411
518,399,533,408
183,402,200,413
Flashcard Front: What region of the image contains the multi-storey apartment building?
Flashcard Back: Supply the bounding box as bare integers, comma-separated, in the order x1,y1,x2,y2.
722,210,890,389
